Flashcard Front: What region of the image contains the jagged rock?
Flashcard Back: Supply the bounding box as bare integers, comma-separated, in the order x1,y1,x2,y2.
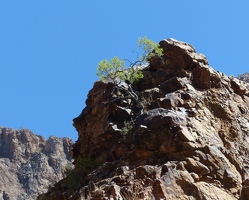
237,73,249,83
39,38,249,200
0,127,73,200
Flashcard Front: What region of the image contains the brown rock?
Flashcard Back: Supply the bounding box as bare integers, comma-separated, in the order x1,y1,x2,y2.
39,38,249,200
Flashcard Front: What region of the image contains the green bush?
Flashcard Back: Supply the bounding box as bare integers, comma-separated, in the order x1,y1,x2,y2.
63,156,99,191
75,156,99,176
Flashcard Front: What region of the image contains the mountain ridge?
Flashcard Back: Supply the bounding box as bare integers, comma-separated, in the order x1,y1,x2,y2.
0,127,73,200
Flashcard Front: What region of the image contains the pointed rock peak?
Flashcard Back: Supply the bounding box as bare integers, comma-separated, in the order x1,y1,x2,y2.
163,38,196,53
149,38,208,74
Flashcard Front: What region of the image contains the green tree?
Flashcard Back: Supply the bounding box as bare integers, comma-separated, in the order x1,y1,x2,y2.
96,37,163,118
137,36,163,62
96,56,126,81
96,36,163,84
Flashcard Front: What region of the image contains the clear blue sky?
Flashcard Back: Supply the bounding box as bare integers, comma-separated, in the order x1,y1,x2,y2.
1,1,248,141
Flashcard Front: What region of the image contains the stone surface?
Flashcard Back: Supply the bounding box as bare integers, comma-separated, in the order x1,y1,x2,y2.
39,38,249,200
0,127,73,200
237,73,249,84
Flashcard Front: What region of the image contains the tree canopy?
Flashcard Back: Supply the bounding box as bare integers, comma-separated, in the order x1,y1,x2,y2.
96,36,163,84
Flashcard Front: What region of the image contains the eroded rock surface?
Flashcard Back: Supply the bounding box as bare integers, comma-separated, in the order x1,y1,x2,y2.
238,73,249,85
0,127,73,200
39,38,249,200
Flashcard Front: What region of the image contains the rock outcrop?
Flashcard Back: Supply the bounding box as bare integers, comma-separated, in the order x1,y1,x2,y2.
39,38,249,199
238,73,249,85
0,127,73,200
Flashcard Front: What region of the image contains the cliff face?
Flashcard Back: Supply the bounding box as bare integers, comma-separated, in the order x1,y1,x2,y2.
39,39,249,200
0,127,73,200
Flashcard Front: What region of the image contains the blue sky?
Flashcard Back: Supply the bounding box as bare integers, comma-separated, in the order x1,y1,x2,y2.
1,1,248,141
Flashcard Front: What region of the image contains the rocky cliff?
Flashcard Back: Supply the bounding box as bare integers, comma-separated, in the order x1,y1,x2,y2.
39,39,249,200
0,127,73,200
238,73,249,84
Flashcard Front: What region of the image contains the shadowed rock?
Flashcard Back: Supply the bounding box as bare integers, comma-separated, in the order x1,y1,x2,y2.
0,128,73,200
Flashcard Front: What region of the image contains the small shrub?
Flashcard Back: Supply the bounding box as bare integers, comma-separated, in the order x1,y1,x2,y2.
75,156,99,176
121,120,134,136
63,156,99,192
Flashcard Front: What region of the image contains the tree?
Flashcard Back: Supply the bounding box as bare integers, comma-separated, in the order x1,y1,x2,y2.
96,36,163,116
137,36,163,62
96,36,163,84
96,56,126,81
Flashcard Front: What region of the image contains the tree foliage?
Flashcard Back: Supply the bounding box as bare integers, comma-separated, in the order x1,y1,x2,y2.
96,36,163,84
137,36,163,62
96,56,125,81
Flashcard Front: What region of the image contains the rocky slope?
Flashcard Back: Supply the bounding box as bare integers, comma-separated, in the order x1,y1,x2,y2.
0,127,73,200
39,39,249,200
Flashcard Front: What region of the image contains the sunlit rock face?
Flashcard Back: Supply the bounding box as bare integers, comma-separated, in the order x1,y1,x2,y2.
0,127,73,200
39,39,249,200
